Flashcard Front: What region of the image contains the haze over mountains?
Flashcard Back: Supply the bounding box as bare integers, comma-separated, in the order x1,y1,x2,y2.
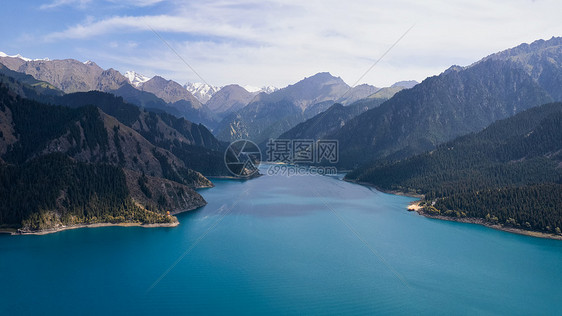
213,72,413,144
0,52,283,131
285,37,562,169
0,51,418,145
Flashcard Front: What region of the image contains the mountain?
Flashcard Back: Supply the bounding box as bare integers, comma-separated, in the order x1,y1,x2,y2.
330,56,554,168
0,55,129,94
137,76,219,129
213,72,377,144
124,70,150,87
391,80,418,89
330,38,562,169
0,82,210,232
140,76,201,106
243,85,278,94
0,54,219,128
255,72,350,110
53,90,228,176
0,63,63,99
185,82,221,104
346,102,562,235
479,36,562,100
336,84,379,105
278,85,403,141
277,83,412,146
0,51,50,69
0,65,228,177
205,84,255,116
110,83,168,110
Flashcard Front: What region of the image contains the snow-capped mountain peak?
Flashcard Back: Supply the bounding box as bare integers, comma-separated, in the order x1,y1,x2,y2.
124,71,151,87
185,82,221,104
0,51,49,62
243,85,278,94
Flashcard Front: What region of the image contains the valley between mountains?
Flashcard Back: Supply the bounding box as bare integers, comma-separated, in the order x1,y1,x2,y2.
0,37,561,238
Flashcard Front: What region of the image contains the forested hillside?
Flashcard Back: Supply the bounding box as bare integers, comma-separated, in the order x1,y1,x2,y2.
0,81,209,232
346,103,562,234
331,59,553,168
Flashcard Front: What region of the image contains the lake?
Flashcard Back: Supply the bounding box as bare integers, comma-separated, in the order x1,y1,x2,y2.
1,165,561,315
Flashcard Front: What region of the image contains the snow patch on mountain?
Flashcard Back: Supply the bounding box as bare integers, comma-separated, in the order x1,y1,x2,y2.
0,51,49,62
243,85,278,94
185,82,221,104
125,71,151,87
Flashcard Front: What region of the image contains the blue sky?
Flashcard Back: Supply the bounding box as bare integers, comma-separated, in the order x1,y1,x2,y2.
1,0,561,88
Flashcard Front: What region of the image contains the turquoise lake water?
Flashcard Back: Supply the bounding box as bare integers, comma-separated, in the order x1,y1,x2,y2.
1,166,562,315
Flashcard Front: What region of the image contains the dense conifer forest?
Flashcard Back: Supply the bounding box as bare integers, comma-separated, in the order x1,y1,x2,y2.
346,103,562,233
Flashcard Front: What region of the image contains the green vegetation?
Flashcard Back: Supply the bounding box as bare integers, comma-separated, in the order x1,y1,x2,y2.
55,90,228,176
0,85,109,163
0,153,174,230
333,59,553,168
347,103,562,234
138,173,152,198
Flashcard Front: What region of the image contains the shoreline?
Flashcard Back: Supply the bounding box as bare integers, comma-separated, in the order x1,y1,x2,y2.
343,178,425,199
2,198,209,236
6,221,180,236
408,201,562,241
342,178,562,241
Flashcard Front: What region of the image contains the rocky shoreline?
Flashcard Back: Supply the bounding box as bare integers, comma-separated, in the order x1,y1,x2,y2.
2,221,180,236
344,178,562,241
408,201,562,241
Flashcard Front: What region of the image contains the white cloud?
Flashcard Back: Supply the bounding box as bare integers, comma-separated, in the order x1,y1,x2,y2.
40,0,92,10
40,0,163,10
40,0,562,87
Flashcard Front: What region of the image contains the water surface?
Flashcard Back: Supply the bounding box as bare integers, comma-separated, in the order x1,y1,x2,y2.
1,167,561,315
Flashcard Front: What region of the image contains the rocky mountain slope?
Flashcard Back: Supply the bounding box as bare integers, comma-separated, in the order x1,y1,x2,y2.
330,55,555,168
213,72,378,143
346,102,562,235
0,81,212,232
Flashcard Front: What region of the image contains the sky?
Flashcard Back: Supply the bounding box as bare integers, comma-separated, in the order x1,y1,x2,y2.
0,0,561,88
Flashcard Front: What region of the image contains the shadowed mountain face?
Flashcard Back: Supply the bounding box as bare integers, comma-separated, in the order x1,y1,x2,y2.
346,102,562,234
330,48,558,168
135,76,219,129
278,86,406,142
0,56,220,129
0,64,228,177
213,72,378,143
205,84,255,116
140,76,202,107
0,64,63,99
480,37,562,101
258,72,350,110
52,90,228,176
0,83,211,230
281,38,562,170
